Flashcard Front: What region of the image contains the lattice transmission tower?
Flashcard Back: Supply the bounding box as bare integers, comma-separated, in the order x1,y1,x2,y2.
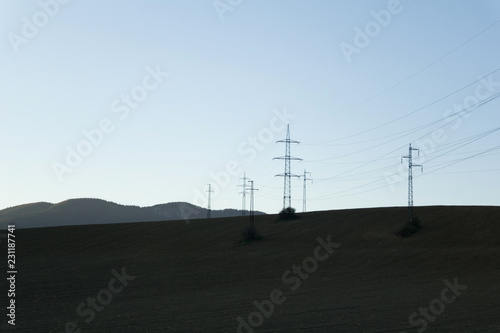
274,125,302,210
401,144,423,223
302,170,312,213
238,173,249,216
248,180,258,229
206,184,214,219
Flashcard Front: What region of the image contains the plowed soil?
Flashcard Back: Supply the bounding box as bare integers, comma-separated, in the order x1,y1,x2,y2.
2,206,499,332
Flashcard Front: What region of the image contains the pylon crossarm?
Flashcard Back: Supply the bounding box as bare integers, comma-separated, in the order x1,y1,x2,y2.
276,139,300,144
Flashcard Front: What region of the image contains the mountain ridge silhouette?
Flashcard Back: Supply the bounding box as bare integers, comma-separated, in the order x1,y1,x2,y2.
0,198,266,229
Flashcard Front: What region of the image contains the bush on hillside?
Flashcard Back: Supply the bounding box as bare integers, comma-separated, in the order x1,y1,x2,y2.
397,216,421,238
279,207,298,221
242,226,261,242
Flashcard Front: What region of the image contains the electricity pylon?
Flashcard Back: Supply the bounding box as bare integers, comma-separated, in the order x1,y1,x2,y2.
302,170,312,213
401,144,423,223
206,184,214,219
248,180,258,229
238,173,249,216
274,124,302,210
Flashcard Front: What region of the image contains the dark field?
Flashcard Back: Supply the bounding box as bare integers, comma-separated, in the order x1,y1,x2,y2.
2,206,500,332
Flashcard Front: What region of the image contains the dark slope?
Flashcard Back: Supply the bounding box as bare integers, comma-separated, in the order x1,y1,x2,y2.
3,205,499,332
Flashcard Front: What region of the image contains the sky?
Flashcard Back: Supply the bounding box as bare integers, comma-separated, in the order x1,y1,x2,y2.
1,0,499,214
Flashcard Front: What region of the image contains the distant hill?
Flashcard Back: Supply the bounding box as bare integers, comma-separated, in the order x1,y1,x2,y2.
0,198,265,229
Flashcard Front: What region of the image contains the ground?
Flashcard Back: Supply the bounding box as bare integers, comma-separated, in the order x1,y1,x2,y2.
1,206,499,332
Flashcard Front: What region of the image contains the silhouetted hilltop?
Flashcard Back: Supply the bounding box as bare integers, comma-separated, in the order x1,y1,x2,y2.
0,198,265,229
0,202,53,219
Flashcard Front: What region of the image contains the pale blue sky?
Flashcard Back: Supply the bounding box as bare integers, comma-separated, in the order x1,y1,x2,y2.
1,0,499,213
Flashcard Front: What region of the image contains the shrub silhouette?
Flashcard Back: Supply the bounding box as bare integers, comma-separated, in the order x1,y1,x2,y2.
397,216,421,238
279,207,298,221
242,226,261,242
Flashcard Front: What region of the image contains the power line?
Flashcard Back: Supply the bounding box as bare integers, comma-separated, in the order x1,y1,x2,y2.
298,19,500,126
423,145,500,174
322,146,500,182
215,86,498,211
311,91,500,183
312,144,499,202
421,128,500,165
310,128,500,201
430,168,500,175
204,82,498,212
304,68,500,146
